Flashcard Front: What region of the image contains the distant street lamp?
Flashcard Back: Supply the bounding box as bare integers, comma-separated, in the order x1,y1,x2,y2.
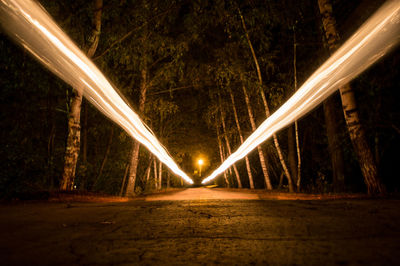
198,159,204,177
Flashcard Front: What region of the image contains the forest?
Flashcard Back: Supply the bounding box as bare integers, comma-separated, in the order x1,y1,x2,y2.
1,0,399,199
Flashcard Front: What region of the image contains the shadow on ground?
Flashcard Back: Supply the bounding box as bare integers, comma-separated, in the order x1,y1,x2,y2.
1,188,399,265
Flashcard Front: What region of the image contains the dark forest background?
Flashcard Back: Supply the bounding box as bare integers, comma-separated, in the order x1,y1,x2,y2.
0,0,399,198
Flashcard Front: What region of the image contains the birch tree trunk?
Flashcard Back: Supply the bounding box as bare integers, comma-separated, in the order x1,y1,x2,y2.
318,0,384,195
153,157,158,190
293,27,302,191
144,154,153,190
158,161,162,190
60,0,103,190
295,121,301,191
287,125,297,184
125,68,147,196
242,84,272,190
216,120,230,187
218,92,242,188
239,9,294,192
228,88,254,189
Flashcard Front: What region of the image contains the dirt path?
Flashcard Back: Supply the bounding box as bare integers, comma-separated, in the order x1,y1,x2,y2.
1,188,400,265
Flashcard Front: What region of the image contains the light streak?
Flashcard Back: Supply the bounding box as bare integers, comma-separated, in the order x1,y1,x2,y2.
0,0,193,184
202,0,400,184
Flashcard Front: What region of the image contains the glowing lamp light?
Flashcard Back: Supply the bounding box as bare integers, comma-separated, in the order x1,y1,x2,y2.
198,158,204,177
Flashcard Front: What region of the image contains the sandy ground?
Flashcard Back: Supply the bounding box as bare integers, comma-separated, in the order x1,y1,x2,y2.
1,188,400,265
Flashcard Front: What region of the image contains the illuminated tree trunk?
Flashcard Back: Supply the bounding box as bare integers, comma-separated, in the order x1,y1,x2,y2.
293,27,302,191
218,92,242,188
153,157,158,190
239,9,293,192
295,121,301,191
125,68,147,196
242,84,272,190
144,154,153,190
158,161,162,189
216,119,230,187
60,0,102,190
228,88,254,189
318,0,384,195
288,125,297,185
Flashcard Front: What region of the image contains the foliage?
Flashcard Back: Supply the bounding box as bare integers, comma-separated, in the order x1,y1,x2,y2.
0,0,399,197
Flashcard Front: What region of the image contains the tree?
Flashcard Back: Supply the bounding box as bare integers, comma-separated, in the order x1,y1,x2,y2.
317,0,385,194
228,87,254,189
124,66,148,196
60,0,103,191
238,9,294,192
218,91,242,188
292,26,302,191
242,82,272,190
113,0,187,196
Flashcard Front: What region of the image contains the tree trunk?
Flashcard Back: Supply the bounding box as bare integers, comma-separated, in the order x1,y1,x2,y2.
295,121,301,191
218,92,242,188
126,141,140,195
158,161,162,190
340,84,384,194
261,91,294,192
167,172,170,188
92,127,114,189
323,96,345,192
125,68,148,196
318,0,384,195
144,154,153,190
287,125,297,184
316,0,346,192
60,0,103,191
293,26,302,191
216,122,230,187
239,10,293,192
242,84,272,190
278,172,284,189
60,90,83,190
153,157,158,190
228,88,254,189
119,163,129,196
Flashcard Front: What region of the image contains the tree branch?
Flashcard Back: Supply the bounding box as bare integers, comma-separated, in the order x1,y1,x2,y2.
93,4,177,61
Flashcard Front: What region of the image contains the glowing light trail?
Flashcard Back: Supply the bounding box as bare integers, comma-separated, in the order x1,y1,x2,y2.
202,0,400,184
0,0,193,184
